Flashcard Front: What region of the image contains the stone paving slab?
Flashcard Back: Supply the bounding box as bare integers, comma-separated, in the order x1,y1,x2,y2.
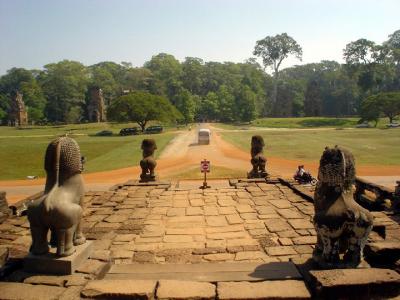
0,282,66,300
157,280,216,300
24,241,93,275
217,280,311,299
105,262,302,282
309,268,400,299
81,279,157,299
1,179,400,299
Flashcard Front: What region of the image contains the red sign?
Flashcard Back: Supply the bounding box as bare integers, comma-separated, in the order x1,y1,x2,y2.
201,160,210,173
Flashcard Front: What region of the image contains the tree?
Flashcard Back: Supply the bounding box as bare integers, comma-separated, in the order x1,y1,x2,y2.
385,29,400,90
122,67,152,92
173,88,196,124
88,63,120,104
107,91,181,131
360,95,381,126
217,85,235,122
144,53,182,99
197,92,219,122
253,33,302,113
377,92,400,123
235,86,257,122
181,57,204,95
304,80,322,116
275,79,304,117
0,68,46,123
361,92,400,125
39,60,89,122
20,80,46,121
343,39,376,65
343,38,394,96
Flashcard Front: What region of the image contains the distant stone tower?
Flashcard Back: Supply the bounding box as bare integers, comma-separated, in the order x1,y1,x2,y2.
9,91,28,126
88,87,106,122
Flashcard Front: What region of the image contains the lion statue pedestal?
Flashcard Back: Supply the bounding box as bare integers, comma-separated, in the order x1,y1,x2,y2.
247,135,268,179
24,137,92,275
313,146,373,269
140,139,158,182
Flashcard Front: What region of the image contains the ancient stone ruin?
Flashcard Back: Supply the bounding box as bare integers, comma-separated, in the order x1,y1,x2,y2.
8,91,28,126
313,146,373,268
248,135,267,178
0,191,10,224
88,87,106,122
27,136,86,257
140,139,158,182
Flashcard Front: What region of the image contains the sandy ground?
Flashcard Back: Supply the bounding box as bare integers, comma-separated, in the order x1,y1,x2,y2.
1,124,399,204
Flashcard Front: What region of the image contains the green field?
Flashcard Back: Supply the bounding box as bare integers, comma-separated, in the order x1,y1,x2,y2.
220,128,400,166
214,117,395,130
0,123,178,180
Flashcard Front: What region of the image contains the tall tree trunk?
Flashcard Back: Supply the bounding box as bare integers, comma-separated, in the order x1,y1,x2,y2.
272,70,279,116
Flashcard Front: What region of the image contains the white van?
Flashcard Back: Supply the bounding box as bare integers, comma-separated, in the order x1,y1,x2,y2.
198,128,211,145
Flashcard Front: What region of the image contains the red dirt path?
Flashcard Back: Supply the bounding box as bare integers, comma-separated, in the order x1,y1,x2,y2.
1,124,398,204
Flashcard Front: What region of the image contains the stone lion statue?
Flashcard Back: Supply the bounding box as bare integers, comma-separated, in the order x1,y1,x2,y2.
248,135,267,178
140,139,157,182
313,146,373,268
27,137,86,257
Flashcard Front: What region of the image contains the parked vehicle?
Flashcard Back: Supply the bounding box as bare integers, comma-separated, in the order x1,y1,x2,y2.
95,130,113,136
119,127,140,136
198,128,211,145
145,125,163,134
386,122,399,128
355,121,371,128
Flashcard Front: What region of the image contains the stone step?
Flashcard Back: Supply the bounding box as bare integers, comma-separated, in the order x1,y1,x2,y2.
105,261,302,282
309,268,400,299
81,279,311,299
365,241,400,264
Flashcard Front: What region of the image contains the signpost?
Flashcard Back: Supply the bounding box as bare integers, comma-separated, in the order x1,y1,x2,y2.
200,159,210,189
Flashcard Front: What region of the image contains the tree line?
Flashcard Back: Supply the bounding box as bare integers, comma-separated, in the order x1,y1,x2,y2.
0,29,399,126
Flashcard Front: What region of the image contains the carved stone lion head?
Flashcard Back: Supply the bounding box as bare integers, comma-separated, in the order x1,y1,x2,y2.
318,146,355,190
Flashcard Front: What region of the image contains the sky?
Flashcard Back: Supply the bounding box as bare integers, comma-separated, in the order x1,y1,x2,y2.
0,0,399,75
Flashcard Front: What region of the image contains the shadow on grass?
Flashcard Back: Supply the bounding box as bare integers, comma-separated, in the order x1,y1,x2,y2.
298,118,356,127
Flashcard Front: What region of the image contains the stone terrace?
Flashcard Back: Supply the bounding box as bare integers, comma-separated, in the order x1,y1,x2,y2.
83,179,318,264
1,178,400,299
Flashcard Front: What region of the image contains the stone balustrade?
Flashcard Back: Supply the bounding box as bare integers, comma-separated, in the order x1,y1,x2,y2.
354,177,399,211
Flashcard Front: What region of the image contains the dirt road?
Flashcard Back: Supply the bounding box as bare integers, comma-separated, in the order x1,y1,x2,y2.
1,124,399,203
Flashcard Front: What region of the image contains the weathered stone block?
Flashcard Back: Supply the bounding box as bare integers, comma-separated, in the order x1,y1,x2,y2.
0,282,66,300
81,279,157,299
0,191,10,223
217,280,311,299
265,246,297,256
157,280,215,300
24,241,93,275
0,246,9,267
309,268,400,299
364,241,400,264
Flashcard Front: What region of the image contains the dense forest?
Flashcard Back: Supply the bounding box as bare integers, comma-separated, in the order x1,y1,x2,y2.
0,29,399,125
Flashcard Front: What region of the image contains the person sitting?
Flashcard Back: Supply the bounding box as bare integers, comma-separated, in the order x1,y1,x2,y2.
294,165,312,183
295,165,306,177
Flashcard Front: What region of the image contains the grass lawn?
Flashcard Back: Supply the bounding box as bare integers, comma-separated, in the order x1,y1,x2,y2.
220,128,400,166
214,117,395,130
0,123,177,180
